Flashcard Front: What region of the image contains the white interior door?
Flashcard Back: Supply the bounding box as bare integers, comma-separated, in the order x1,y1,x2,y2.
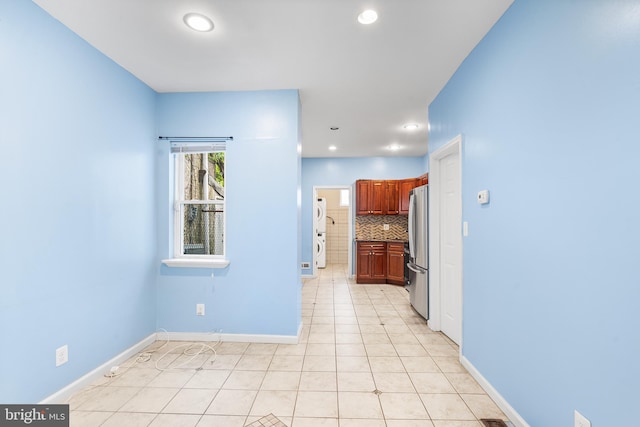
440,150,462,344
429,136,462,345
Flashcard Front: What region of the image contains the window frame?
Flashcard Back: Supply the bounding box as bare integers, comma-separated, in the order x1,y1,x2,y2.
162,144,229,268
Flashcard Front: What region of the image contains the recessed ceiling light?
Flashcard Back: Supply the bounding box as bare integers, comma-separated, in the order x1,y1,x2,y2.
358,10,378,25
183,13,214,32
388,143,400,151
403,123,419,130
329,145,337,151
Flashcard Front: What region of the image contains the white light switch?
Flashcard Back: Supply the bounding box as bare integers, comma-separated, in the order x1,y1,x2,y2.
477,190,490,205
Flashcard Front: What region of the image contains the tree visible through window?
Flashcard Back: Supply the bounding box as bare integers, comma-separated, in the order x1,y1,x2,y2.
175,151,225,257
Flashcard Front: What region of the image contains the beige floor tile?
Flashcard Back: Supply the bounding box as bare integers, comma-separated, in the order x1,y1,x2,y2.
222,370,266,390
310,324,335,334
393,344,429,357
269,355,304,371
420,393,476,420
364,344,398,357
408,373,456,394
362,334,391,344
431,421,482,427
295,391,339,418
338,419,386,427
337,372,376,392
334,317,358,325
400,357,440,373
424,345,458,357
386,420,435,427
369,356,406,373
184,370,231,389
299,372,337,391
261,371,301,391
307,332,336,343
336,333,363,344
213,342,249,355
292,417,339,426
102,412,156,427
147,370,197,388
162,388,218,414
245,343,279,355
69,411,113,427
432,357,466,373
109,368,160,387
303,355,336,372
250,390,297,417
372,372,415,393
444,373,484,394
195,414,246,427
206,389,257,415
168,354,211,370
335,344,366,357
460,394,507,420
148,413,200,427
358,324,386,334
305,343,336,356
275,343,307,356
76,386,141,411
336,356,370,373
119,387,179,412
337,391,383,419
379,392,429,420
388,334,421,345
235,355,273,371
356,316,381,325
203,354,241,370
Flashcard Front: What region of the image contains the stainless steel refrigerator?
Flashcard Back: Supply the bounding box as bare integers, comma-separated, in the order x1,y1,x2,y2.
406,185,429,319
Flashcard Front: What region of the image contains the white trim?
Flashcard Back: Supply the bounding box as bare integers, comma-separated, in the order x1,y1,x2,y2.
312,185,353,275
39,333,157,404
460,355,530,427
162,258,230,268
164,324,303,344
428,134,463,342
301,274,314,279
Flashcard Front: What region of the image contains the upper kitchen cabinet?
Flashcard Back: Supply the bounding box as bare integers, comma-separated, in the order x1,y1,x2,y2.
418,173,429,186
399,178,419,215
384,181,399,215
356,180,385,215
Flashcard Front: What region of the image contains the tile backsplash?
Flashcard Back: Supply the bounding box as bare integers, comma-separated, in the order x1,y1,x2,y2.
356,215,408,241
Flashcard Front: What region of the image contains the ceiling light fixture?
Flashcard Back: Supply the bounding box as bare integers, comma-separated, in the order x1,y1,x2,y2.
329,145,337,151
183,13,214,32
358,10,378,25
388,143,400,151
403,123,419,130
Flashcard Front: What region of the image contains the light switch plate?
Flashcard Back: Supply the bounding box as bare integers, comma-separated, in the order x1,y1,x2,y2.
477,190,490,204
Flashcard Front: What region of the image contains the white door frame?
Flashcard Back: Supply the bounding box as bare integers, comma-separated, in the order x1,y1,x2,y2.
428,135,463,344
312,186,353,277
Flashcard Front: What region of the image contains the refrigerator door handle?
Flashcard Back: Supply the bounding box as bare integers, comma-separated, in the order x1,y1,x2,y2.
407,262,426,274
408,193,415,259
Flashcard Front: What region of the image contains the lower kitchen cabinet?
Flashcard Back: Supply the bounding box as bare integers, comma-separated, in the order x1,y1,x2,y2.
386,242,405,285
356,242,387,284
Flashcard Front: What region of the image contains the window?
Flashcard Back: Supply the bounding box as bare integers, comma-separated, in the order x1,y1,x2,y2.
172,142,226,260
339,189,350,207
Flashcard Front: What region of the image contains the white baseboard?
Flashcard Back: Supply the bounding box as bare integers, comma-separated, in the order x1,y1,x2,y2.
460,355,530,427
40,333,157,404
164,324,303,345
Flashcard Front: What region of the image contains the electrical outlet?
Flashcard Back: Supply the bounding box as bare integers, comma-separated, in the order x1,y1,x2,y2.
55,345,68,367
574,410,591,427
383,224,390,231
196,303,205,316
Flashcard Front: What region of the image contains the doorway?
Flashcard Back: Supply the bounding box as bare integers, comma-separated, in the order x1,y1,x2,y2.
313,186,353,278
429,135,463,345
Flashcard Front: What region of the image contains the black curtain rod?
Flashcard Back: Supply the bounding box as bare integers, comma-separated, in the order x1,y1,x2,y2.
158,136,233,141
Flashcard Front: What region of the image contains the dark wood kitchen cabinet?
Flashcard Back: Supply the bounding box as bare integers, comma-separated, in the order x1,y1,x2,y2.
356,241,387,284
384,180,399,215
399,178,419,215
356,180,385,215
386,242,405,285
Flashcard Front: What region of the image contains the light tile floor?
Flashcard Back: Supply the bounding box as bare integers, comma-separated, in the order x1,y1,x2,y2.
68,264,509,427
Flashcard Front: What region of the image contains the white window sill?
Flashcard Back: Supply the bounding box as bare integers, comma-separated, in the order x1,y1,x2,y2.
161,258,230,269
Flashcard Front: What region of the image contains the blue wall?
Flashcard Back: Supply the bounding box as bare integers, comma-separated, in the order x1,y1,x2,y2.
301,157,425,275
155,91,302,337
0,0,157,402
428,0,640,425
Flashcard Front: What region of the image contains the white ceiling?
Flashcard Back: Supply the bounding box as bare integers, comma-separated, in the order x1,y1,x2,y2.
33,0,513,158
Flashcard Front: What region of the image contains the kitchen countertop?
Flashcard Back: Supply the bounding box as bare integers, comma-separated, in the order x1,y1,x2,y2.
355,239,408,243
